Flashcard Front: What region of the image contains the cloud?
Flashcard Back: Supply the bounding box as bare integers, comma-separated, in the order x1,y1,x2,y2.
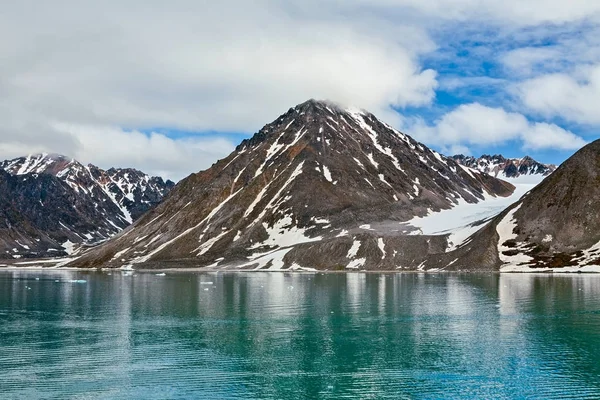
517,65,600,125
501,47,564,76
0,0,444,178
408,103,528,145
0,1,437,132
50,123,237,181
522,123,587,150
405,103,586,153
2,0,600,179
338,0,600,25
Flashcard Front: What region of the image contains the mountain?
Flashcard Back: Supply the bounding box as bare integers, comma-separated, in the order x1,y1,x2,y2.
0,170,60,259
0,154,175,259
452,154,556,181
441,139,600,272
68,99,514,270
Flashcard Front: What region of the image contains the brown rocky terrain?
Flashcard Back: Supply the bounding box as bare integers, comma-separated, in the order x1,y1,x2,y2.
68,99,515,271
442,139,600,272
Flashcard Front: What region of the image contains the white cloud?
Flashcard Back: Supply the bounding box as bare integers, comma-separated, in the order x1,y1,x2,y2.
522,123,587,150
0,1,437,132
501,47,564,76
517,65,600,125
409,103,528,145
340,0,600,25
447,144,472,156
0,1,443,178
405,103,586,153
49,123,236,181
2,0,600,178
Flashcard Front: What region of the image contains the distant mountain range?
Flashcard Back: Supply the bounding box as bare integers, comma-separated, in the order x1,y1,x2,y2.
452,154,556,181
0,154,174,259
69,99,515,270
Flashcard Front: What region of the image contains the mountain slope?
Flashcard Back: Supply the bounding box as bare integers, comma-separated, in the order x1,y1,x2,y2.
0,171,60,259
0,154,174,259
452,154,556,181
444,139,600,272
69,99,514,270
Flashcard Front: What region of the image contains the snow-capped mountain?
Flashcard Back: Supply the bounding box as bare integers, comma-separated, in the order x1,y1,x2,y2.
452,154,556,181
70,99,515,270
0,154,174,259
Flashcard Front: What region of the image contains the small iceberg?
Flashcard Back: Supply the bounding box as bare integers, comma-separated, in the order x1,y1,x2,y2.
67,280,87,284
200,281,213,285
155,273,166,276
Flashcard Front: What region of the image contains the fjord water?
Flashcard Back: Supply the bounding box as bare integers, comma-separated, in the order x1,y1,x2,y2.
1,271,600,399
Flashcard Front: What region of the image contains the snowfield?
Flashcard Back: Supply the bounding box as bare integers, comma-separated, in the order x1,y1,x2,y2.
407,178,540,251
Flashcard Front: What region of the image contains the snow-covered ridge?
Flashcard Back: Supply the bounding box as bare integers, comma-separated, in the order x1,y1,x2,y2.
452,154,556,182
1,153,174,224
0,153,175,257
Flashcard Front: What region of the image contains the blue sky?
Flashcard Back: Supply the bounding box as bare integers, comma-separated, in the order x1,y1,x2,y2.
2,1,600,180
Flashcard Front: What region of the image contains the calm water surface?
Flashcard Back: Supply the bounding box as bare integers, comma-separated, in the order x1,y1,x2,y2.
1,271,600,399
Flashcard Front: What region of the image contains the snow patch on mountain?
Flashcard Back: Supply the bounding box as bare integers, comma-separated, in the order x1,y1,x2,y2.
407,182,536,252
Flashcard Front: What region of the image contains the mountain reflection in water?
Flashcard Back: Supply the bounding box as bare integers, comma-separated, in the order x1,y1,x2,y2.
1,271,599,399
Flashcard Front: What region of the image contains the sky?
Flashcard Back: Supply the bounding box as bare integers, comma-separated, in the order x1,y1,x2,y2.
2,1,600,181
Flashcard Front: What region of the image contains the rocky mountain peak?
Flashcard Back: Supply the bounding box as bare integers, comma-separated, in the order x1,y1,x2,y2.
69,99,515,270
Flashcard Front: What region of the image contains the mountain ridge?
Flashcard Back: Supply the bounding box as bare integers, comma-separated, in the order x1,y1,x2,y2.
0,153,175,259
452,154,556,181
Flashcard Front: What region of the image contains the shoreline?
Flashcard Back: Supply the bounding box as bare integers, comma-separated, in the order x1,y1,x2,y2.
1,265,600,275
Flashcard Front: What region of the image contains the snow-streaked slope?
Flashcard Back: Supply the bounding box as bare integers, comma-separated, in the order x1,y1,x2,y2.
68,99,515,271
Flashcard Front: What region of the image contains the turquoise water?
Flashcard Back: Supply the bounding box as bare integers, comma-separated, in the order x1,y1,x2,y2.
1,271,600,399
